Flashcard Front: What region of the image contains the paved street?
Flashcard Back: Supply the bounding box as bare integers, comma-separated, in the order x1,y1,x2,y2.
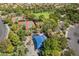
0,19,7,41
66,24,79,55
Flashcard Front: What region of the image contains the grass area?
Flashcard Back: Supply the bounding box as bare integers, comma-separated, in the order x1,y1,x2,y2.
33,12,49,19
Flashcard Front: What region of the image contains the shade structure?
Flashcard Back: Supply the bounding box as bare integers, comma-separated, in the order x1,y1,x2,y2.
32,34,47,49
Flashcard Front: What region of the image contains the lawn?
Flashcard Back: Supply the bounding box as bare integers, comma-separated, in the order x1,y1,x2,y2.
33,12,49,19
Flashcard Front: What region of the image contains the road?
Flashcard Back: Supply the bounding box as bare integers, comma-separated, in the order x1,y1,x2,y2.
0,19,8,41
66,24,79,55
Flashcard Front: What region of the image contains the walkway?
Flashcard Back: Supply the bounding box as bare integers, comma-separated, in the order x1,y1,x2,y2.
24,36,38,56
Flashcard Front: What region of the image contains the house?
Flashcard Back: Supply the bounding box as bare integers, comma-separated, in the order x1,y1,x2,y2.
12,16,25,23
18,20,35,30
12,16,35,30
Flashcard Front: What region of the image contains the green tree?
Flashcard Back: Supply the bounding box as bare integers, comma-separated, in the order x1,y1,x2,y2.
49,12,59,20
11,24,18,32
42,18,58,33
42,12,59,33
1,11,8,16
63,48,75,56
39,15,45,21
8,31,21,46
0,39,14,54
17,29,26,40
59,37,67,50
4,17,13,26
41,37,61,56
58,4,79,24
13,45,27,56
